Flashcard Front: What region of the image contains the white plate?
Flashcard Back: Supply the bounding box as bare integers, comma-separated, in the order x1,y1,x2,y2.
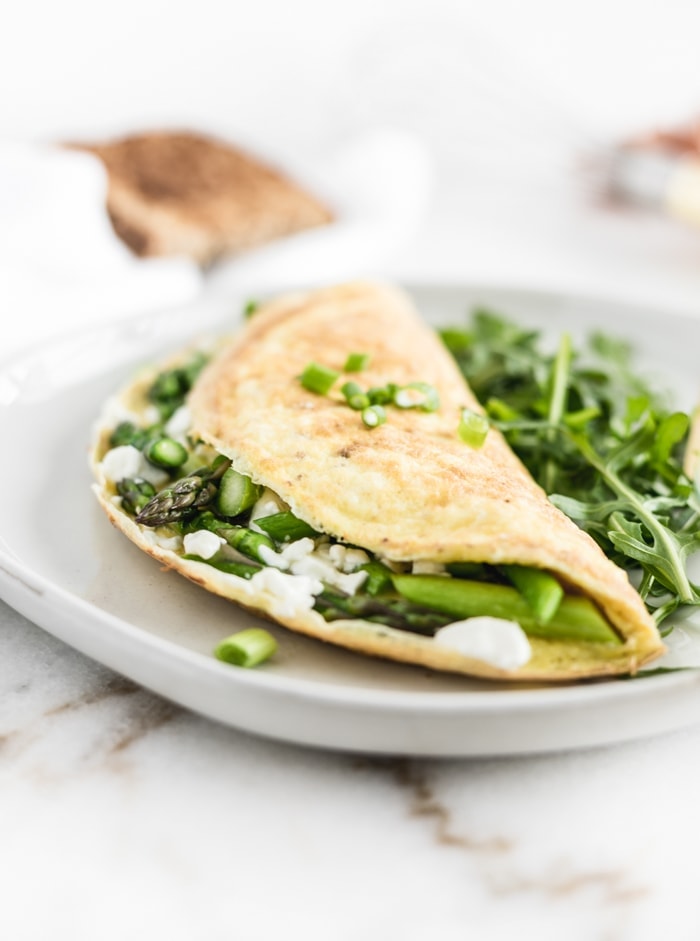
3,284,700,757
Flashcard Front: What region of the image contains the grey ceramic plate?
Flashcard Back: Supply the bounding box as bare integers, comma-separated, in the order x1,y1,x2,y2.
2,284,700,756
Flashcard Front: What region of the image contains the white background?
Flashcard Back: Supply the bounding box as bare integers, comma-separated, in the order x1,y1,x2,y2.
3,0,700,310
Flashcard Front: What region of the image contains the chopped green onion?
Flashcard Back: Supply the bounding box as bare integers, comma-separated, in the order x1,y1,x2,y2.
243,299,259,319
341,381,364,399
349,393,370,410
458,409,490,448
217,467,262,517
300,362,340,395
341,381,370,409
501,565,564,624
214,628,278,667
393,382,440,412
362,405,387,429
255,511,318,543
344,352,371,372
144,436,189,468
367,385,398,406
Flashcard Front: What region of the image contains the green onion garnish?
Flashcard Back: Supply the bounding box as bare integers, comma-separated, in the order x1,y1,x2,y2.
341,382,370,410
243,299,259,319
362,404,387,429
458,409,490,448
300,362,340,395
214,628,278,668
367,385,398,406
344,352,371,372
393,382,440,412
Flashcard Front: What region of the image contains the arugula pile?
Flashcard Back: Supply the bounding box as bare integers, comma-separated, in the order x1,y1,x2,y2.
441,311,700,631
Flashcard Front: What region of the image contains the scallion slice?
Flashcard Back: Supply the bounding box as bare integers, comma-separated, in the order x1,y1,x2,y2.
393,382,440,412
344,352,371,372
300,362,340,395
458,409,490,448
362,405,387,429
214,628,278,667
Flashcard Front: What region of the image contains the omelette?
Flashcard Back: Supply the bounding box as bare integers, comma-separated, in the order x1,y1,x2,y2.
91,281,666,681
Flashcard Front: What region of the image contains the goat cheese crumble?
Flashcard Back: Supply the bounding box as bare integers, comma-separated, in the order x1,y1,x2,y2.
434,617,531,669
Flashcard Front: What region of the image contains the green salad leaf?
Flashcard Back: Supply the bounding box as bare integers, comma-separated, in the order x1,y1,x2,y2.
441,310,700,630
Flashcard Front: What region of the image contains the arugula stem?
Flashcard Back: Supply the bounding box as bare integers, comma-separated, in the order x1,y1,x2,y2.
569,431,696,604
545,333,572,493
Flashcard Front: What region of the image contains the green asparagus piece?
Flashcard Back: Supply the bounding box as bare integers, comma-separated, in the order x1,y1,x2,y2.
144,436,189,469
147,353,209,419
315,588,451,635
135,457,231,526
392,574,622,644
216,467,262,517
109,421,152,449
501,565,565,624
358,560,394,596
182,554,260,579
194,512,275,561
254,511,318,543
116,477,156,515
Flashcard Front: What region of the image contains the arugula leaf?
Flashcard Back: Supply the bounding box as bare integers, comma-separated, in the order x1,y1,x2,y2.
442,312,700,628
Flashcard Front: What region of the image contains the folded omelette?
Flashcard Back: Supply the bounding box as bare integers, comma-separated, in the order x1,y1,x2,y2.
91,281,666,681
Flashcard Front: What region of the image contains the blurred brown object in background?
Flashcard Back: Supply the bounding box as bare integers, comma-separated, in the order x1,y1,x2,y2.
626,119,700,158
69,131,334,265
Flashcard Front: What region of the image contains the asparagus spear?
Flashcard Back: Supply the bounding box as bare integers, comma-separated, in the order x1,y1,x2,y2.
392,574,622,644
315,588,451,634
501,565,564,623
116,477,157,515
193,511,275,561
135,458,231,526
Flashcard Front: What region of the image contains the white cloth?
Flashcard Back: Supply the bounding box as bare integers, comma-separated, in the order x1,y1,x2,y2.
0,130,434,361
0,141,202,361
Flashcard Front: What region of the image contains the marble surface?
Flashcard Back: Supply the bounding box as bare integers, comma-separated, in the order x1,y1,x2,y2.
5,595,700,941
6,4,700,937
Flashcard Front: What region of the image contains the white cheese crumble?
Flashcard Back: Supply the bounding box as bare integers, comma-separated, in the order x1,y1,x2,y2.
328,544,370,573
434,617,531,670
101,444,142,482
165,405,192,439
140,529,183,552
184,530,226,560
249,488,290,533
258,538,368,595
100,445,169,487
248,567,323,618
